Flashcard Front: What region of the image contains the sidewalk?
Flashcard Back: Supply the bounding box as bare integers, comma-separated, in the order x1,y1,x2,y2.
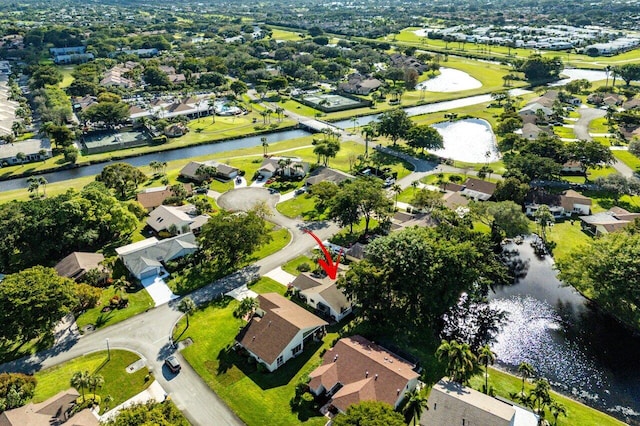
99,380,166,422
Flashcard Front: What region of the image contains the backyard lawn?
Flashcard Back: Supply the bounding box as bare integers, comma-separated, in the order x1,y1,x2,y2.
281,255,314,276
613,150,640,173
276,193,324,220
546,220,591,264
469,368,626,426
33,350,152,414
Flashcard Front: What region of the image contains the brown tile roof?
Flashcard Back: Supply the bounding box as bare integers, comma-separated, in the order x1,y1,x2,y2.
136,184,193,210
237,293,327,365
442,192,469,210
54,252,104,281
309,335,419,411
442,182,464,192
0,388,97,426
463,178,496,196
292,273,351,315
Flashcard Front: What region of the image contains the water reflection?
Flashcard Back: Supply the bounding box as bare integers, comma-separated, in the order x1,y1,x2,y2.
490,240,640,424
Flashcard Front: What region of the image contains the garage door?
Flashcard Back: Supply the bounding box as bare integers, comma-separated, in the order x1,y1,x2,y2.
139,268,158,280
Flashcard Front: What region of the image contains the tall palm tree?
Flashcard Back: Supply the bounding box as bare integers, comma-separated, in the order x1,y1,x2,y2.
532,378,551,416
518,362,535,396
391,184,402,205
360,124,376,156
70,370,91,402
549,400,567,426
477,345,496,394
411,180,419,194
27,176,40,197
261,137,269,156
88,374,104,400
436,339,477,385
403,388,428,426
112,277,129,297
178,297,196,329
38,177,48,197
208,95,216,123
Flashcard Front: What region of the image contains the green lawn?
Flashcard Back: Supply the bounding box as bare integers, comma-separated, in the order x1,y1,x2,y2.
554,126,575,139
276,194,323,219
613,150,640,173
469,368,625,426
176,295,332,426
75,285,154,332
281,255,314,276
248,226,291,261
270,28,306,41
546,220,591,264
588,117,610,134
33,350,152,414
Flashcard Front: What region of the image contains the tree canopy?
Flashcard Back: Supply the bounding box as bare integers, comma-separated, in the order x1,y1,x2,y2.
332,401,405,426
0,266,77,342
376,109,413,146
96,163,147,200
338,225,508,330
103,401,189,426
557,227,640,331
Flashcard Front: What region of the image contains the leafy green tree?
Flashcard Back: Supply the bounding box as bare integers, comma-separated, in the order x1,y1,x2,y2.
376,109,413,146
333,401,405,426
411,188,443,212
230,80,248,96
198,209,272,270
102,401,190,426
613,64,640,86
436,339,478,385
96,163,147,200
328,186,361,233
310,181,340,211
565,139,614,171
0,266,77,343
402,388,428,426
493,177,530,205
533,205,554,242
64,146,78,164
557,230,640,331
477,345,496,394
504,153,562,182
76,283,102,311
87,374,104,399
471,201,530,239
312,139,341,166
521,55,563,82
81,101,130,127
406,125,443,152
233,297,258,319
0,373,37,411
531,378,551,416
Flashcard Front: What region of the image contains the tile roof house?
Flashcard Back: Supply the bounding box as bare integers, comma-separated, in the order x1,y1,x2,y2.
518,103,553,123
420,379,538,426
525,189,592,218
291,273,353,322
308,335,420,413
0,138,52,166
116,233,198,280
306,166,355,186
236,293,328,372
0,388,98,426
521,123,551,140
146,204,209,235
136,184,193,210
258,157,309,179
460,178,496,201
179,160,239,181
54,252,105,282
580,206,640,236
338,74,383,95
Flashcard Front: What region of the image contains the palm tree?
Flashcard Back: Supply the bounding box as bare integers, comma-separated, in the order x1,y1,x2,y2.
27,176,40,197
149,160,160,174
103,394,114,411
178,297,196,329
233,297,257,319
392,184,402,205
161,161,167,174
549,400,567,426
411,180,419,194
208,95,217,123
518,362,535,396
436,339,477,385
88,374,104,400
403,388,428,426
112,277,129,297
532,378,551,416
605,65,611,87
275,106,285,123
477,345,496,394
38,177,48,197
261,137,269,156
70,370,91,402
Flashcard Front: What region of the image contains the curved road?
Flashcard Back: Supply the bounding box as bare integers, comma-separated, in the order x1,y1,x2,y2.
0,208,338,426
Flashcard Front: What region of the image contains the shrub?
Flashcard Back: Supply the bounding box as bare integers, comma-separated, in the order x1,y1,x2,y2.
296,262,311,272
301,392,314,403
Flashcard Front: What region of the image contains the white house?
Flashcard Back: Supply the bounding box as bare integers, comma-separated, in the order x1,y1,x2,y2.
308,335,420,413
258,157,309,179
525,190,592,218
518,103,553,122
460,178,496,201
147,204,209,235
291,273,353,322
0,138,52,166
236,293,327,372
116,233,198,280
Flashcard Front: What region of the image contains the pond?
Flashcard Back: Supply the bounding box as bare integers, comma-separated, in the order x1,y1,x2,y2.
415,67,482,93
429,118,500,163
490,239,640,425
550,68,609,86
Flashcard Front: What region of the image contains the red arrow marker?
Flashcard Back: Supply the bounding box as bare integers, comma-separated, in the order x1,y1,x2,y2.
303,229,343,280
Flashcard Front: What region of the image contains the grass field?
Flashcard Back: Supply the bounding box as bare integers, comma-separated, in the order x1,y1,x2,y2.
281,255,314,276
469,367,626,426
58,66,74,88
270,28,306,41
33,350,152,414
75,284,154,332
613,150,640,173
276,193,323,220
546,220,592,264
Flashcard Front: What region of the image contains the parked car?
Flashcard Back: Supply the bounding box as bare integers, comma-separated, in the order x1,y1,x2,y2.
268,188,280,194
195,187,208,194
295,187,306,195
165,355,181,373
256,174,265,181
